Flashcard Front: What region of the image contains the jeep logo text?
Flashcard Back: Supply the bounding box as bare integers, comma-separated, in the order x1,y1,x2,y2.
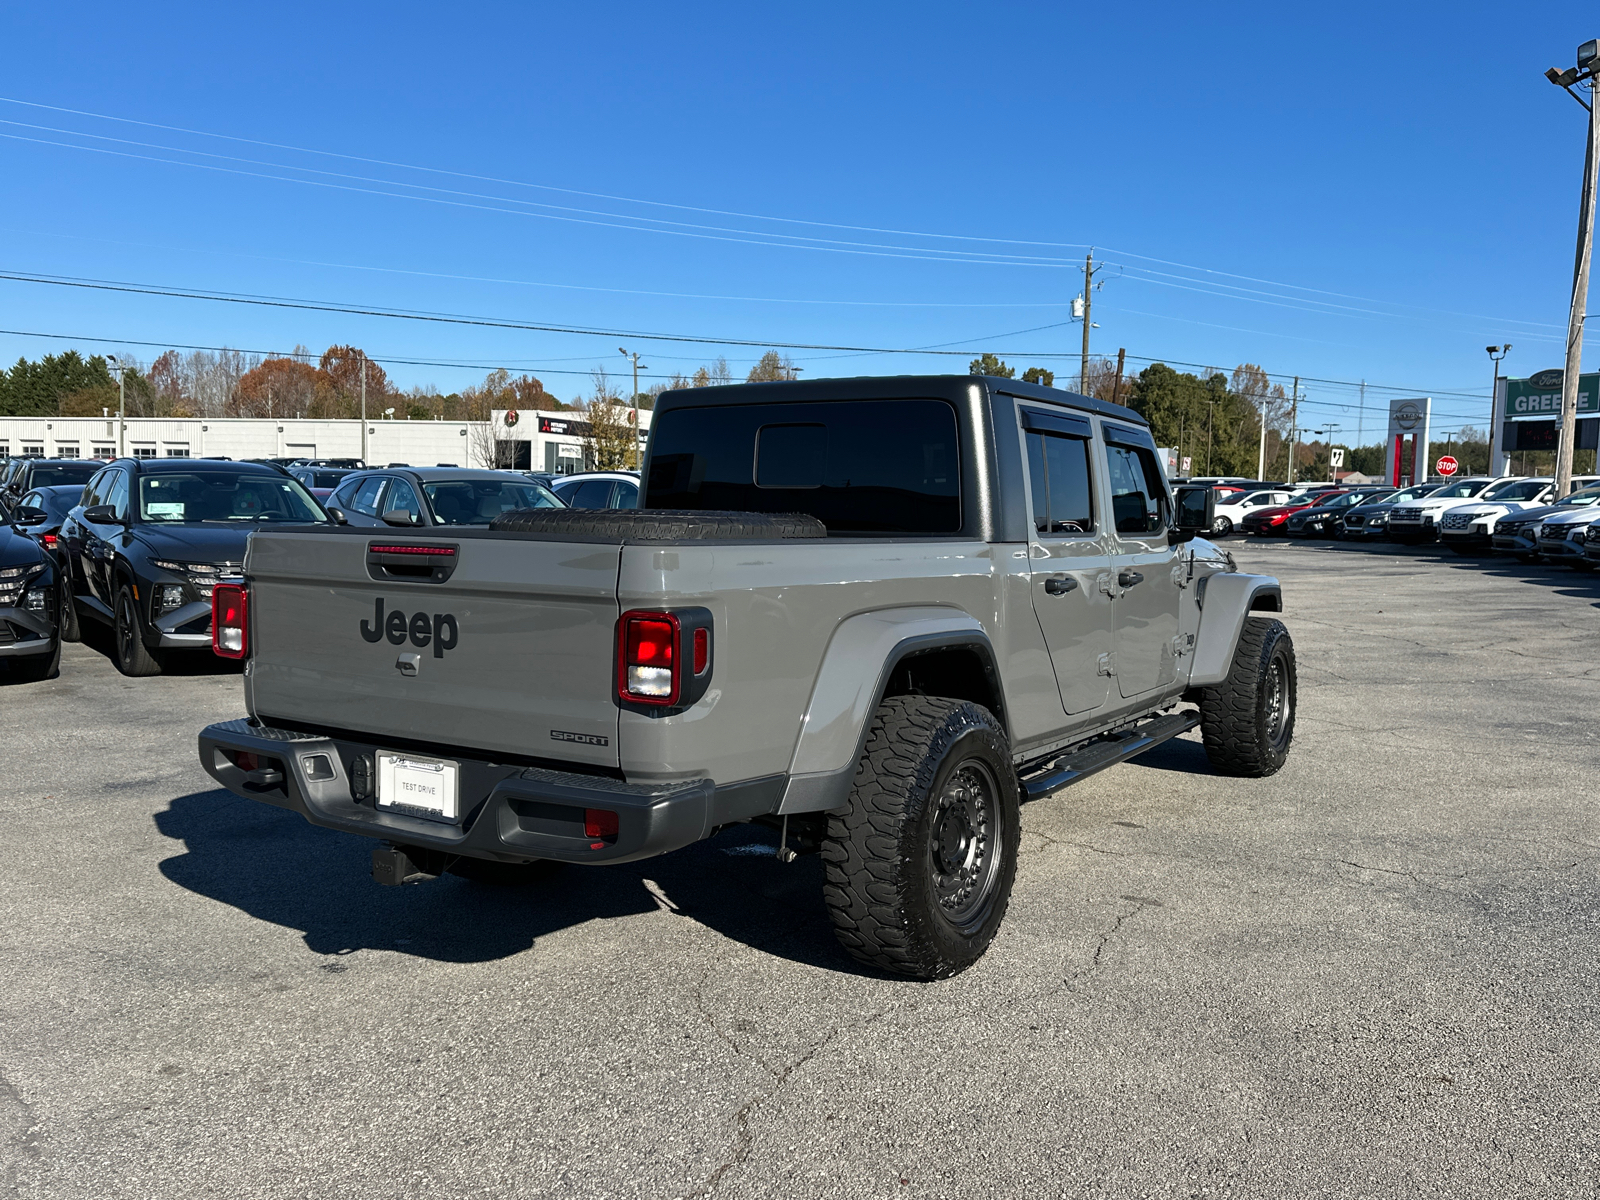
361,598,459,658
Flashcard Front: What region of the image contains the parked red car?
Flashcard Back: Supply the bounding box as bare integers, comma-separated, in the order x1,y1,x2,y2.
1239,489,1348,535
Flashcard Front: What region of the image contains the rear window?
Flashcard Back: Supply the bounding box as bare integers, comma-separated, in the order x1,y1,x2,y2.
29,463,98,487
645,399,961,534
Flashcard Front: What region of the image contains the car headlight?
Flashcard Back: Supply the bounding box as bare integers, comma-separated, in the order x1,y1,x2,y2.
155,583,187,612
0,562,43,607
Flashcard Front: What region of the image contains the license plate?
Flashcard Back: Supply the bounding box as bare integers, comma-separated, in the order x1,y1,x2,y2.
376,752,459,820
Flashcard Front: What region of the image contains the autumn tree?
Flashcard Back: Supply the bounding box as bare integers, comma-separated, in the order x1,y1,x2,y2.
746,351,798,382
580,368,638,469
689,358,734,388
236,357,321,418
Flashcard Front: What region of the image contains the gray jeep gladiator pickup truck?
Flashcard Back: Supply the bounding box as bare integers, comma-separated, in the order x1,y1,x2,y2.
198,375,1293,979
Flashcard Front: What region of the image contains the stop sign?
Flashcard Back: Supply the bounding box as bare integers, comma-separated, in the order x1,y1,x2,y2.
1436,455,1459,477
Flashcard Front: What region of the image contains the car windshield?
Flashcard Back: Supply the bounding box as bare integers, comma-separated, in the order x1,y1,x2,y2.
29,463,98,487
1482,479,1548,501
1560,484,1600,506
138,472,326,522
422,479,562,525
1429,480,1488,499
1318,492,1371,509
1390,485,1437,501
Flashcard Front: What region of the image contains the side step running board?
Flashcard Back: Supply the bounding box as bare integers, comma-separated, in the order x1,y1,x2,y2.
1020,710,1200,801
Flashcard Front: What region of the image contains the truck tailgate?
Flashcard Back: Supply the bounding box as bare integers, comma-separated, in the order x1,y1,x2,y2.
243,530,621,767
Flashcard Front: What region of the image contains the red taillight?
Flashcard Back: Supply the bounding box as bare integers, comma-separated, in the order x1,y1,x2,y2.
584,808,619,841
693,626,709,675
617,611,679,705
212,583,249,659
41,533,58,550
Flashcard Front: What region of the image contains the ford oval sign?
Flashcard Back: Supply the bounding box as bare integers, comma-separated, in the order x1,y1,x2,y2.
1530,369,1564,390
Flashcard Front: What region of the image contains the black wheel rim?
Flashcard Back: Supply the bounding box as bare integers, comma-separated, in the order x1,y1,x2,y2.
928,758,1002,929
1264,649,1293,752
116,593,136,664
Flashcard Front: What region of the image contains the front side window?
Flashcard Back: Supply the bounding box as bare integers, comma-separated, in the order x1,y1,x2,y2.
105,471,130,521
348,477,386,516
561,479,616,509
1024,431,1094,535
382,478,422,519
646,398,960,535
1105,445,1169,537
423,479,561,525
137,472,325,523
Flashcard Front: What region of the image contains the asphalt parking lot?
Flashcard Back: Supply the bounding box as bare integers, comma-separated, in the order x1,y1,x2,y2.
3,541,1598,1199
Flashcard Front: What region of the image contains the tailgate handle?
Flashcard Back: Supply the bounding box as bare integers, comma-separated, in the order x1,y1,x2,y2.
366,542,459,584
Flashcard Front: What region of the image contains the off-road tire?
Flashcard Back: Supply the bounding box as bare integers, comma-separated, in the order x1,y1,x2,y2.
490,508,827,540
6,638,60,683
444,856,564,885
58,581,81,642
1197,617,1296,778
113,584,163,677
821,696,1019,981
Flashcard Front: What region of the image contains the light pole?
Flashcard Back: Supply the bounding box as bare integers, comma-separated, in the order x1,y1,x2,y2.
357,351,368,467
619,347,646,468
1485,345,1511,475
107,354,126,457
1545,39,1600,498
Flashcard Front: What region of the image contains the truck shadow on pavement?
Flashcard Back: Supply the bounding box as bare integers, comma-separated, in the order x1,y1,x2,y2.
155,788,862,974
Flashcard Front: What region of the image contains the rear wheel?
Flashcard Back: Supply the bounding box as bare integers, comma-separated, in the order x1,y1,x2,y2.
113,584,163,677
821,696,1019,980
1197,617,1296,778
1210,516,1233,536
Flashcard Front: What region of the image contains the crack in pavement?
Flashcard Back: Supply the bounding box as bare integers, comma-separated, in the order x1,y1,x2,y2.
0,1068,42,1198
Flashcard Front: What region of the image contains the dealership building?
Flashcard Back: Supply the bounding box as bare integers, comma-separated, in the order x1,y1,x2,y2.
0,405,650,472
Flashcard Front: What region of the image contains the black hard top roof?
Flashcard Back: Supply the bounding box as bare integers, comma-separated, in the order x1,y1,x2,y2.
118,457,285,474
652,374,1149,427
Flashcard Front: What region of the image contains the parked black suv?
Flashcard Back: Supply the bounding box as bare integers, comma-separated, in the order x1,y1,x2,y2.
1,458,102,508
60,458,329,676
1,501,62,682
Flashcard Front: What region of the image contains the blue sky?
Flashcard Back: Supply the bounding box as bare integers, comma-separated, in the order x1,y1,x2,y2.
0,1,1596,438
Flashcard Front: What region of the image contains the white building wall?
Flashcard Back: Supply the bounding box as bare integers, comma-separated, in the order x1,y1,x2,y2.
0,417,481,465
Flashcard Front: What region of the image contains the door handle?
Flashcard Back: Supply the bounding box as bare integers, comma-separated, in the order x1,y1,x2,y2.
1117,570,1145,588
1043,576,1078,595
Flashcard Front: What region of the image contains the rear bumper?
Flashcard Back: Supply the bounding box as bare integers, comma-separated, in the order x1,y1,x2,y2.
198,718,759,865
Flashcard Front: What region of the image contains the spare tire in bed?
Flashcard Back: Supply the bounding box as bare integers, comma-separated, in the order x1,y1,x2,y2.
488,508,828,540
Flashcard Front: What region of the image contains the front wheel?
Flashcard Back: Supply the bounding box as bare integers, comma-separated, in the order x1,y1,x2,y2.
113,584,163,677
822,696,1019,980
58,580,81,642
1197,617,1296,777
1211,516,1233,537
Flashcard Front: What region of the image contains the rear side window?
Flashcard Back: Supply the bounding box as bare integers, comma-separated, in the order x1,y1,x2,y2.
349,477,385,516
1024,432,1094,535
646,399,960,534
562,479,616,509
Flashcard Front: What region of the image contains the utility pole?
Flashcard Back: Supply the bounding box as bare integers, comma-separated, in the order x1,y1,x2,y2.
1485,346,1511,474
359,353,368,467
1287,377,1300,485
1076,251,1105,394
1110,347,1126,405
1205,397,1216,475
1356,380,1365,451
619,347,647,468
108,355,126,457
1546,40,1600,497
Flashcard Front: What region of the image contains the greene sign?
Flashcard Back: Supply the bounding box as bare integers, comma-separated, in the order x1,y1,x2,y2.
1504,371,1600,417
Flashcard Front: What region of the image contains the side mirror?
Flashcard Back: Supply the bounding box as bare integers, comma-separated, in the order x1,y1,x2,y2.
381,509,421,528
11,505,48,526
325,505,350,526
82,504,120,524
1170,486,1214,544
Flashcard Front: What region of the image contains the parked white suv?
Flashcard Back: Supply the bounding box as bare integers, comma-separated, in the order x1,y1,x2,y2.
1209,488,1293,537
1535,507,1600,569
1436,478,1560,554
1387,477,1501,544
